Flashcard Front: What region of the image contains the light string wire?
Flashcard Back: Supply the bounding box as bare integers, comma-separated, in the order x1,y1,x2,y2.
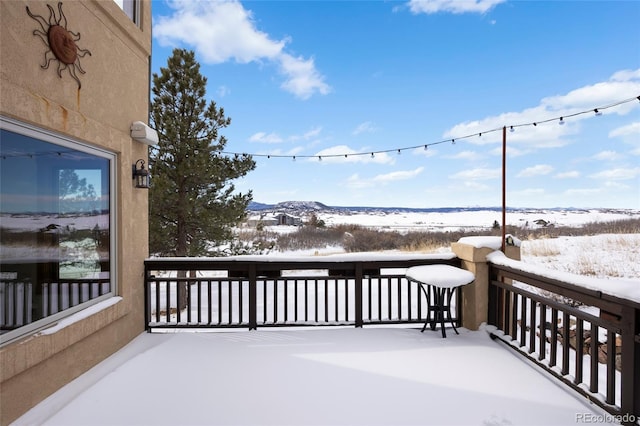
222,95,640,160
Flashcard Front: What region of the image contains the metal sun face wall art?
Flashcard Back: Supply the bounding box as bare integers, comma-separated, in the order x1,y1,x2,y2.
26,2,92,89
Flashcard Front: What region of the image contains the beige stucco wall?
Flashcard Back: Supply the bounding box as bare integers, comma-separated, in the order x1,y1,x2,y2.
0,1,152,423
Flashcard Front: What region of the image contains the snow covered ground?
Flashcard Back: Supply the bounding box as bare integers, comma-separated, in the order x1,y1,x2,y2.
14,327,618,426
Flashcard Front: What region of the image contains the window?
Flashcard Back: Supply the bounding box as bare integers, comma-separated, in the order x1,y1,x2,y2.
113,0,139,26
0,117,116,345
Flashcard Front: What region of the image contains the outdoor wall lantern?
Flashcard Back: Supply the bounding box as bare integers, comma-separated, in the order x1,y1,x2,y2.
132,159,150,189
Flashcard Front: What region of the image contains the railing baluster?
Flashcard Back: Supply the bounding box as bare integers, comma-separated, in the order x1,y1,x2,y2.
345,279,349,322
165,280,171,323
263,280,268,324
218,281,222,325
539,303,547,361
549,308,558,368
378,279,382,321
324,280,329,323
561,312,570,376
284,279,288,323
606,331,616,405
520,294,527,348
304,279,309,322
197,279,202,323
155,281,160,323
503,287,511,335
529,298,536,354
575,318,584,384
334,279,339,322
207,281,212,324
274,279,278,324
228,280,233,324
510,291,518,341
387,279,392,320
407,278,412,322
590,324,599,393
313,280,318,322
396,277,402,321
238,279,243,325
294,279,299,322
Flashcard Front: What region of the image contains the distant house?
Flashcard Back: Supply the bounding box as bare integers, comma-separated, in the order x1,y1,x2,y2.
244,213,301,228
276,213,301,226
0,1,153,423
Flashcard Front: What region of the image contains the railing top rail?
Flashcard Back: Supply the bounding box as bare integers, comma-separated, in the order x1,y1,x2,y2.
145,253,457,270
488,251,640,311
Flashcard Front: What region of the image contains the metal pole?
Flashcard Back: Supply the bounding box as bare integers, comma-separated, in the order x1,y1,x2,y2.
502,126,507,253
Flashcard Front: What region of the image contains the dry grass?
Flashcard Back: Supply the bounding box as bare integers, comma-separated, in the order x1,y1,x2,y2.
521,233,640,279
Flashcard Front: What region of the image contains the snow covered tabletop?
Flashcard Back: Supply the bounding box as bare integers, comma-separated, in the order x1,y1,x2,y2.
405,264,475,288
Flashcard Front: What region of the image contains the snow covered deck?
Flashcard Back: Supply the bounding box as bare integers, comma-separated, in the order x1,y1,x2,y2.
16,326,616,426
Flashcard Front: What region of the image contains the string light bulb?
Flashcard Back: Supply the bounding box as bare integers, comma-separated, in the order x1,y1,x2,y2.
510,126,515,133
559,117,565,125
594,108,602,116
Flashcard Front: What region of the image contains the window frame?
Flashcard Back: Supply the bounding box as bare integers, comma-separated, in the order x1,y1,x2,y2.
0,116,118,346
115,0,140,27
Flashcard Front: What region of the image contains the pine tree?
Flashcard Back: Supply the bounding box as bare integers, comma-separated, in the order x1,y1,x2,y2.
149,48,255,257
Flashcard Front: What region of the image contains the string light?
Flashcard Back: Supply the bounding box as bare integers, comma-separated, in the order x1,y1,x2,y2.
510,126,515,133
218,95,639,160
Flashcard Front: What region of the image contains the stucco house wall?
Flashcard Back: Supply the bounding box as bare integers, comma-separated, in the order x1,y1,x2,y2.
0,1,152,423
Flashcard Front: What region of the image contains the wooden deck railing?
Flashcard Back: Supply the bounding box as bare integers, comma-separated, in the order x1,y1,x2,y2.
488,262,640,424
144,255,460,330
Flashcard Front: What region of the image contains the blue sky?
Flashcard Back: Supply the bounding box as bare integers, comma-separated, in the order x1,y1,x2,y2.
150,0,640,209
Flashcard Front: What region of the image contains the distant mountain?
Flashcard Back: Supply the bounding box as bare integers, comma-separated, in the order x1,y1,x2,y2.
247,201,637,216
248,200,337,214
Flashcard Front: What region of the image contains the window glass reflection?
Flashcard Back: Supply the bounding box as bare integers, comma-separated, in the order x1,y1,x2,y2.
0,128,111,333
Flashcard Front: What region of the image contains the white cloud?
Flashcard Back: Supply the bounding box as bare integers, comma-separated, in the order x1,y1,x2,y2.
302,127,322,140
592,151,622,162
314,145,394,164
373,167,424,183
407,0,505,15
450,167,500,180
352,121,379,135
278,53,331,100
564,188,602,196
249,132,283,144
555,171,580,179
609,122,640,138
217,85,231,98
589,167,640,181
444,68,640,149
517,164,554,178
446,150,484,161
154,1,330,99
346,167,424,189
412,146,438,157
